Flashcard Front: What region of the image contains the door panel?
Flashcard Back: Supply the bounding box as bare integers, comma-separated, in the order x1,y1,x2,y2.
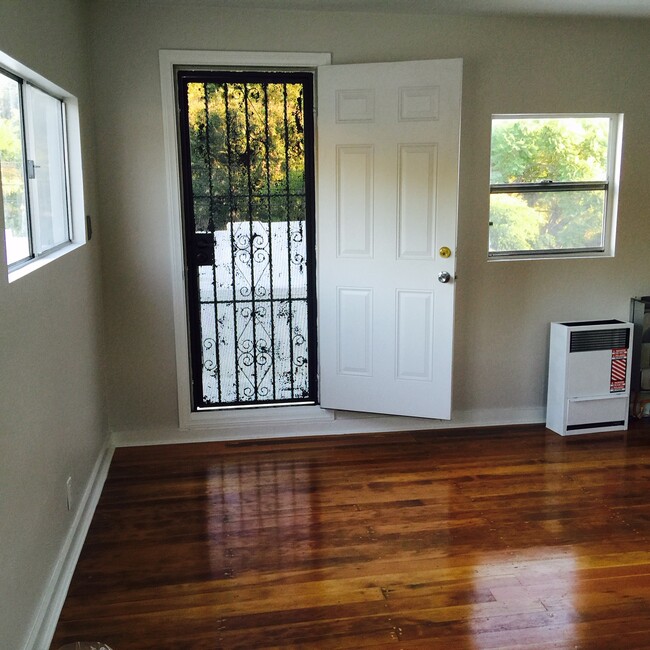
337,145,374,257
337,287,373,376
397,144,437,259
317,59,462,419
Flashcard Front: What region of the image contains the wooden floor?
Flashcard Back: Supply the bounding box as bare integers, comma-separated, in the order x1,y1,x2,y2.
51,421,650,649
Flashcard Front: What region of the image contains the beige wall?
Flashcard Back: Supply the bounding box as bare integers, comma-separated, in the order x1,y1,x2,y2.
89,1,650,432
0,1,107,648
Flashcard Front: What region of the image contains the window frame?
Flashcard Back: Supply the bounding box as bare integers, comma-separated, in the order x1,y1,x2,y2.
22,81,73,260
0,49,86,282
487,112,624,261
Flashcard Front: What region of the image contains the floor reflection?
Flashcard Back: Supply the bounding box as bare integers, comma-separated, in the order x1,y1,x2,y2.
470,549,577,648
206,457,320,575
51,425,650,649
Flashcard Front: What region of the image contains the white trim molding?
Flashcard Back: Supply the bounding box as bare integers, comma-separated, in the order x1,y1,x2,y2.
24,440,114,650
159,49,331,431
111,406,546,447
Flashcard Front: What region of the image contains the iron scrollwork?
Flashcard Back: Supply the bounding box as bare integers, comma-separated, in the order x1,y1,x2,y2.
185,75,314,407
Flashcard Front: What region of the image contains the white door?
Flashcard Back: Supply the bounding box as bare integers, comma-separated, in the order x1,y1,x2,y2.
317,59,462,419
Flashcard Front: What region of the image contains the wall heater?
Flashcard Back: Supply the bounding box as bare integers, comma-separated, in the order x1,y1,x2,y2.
546,319,633,435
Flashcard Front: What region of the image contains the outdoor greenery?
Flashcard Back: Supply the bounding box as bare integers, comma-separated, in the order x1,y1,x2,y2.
489,117,611,253
0,73,29,255
186,81,307,232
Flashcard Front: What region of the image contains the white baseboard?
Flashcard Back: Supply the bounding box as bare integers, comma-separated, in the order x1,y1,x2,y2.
112,406,546,447
24,439,114,650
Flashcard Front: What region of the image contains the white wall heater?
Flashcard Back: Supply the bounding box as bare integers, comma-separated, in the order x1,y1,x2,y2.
546,319,633,435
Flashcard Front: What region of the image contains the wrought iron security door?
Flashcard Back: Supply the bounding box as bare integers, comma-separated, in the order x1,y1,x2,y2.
177,70,317,409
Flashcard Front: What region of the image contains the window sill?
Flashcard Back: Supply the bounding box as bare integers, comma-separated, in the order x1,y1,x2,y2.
8,241,84,283
487,250,614,262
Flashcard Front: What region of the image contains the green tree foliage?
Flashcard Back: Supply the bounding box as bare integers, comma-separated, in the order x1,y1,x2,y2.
0,74,28,236
489,117,610,253
186,81,306,232
489,194,548,252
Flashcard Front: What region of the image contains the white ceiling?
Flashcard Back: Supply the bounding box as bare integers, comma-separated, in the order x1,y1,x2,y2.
168,0,650,18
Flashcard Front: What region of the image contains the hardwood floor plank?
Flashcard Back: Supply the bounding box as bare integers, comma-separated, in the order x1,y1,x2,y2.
51,421,650,649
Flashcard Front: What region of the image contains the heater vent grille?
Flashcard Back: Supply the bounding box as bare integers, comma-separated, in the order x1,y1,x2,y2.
570,328,630,353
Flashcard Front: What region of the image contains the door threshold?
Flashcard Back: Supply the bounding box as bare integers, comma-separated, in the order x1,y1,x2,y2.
197,401,317,412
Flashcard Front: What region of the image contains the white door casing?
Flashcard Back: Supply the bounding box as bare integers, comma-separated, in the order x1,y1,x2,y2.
160,50,332,430
317,59,462,419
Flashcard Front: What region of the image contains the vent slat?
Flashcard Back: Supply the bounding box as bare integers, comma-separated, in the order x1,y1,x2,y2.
570,328,630,353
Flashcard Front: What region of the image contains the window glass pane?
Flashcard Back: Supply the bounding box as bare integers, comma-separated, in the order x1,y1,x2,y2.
26,84,69,254
0,72,30,265
490,117,610,184
489,190,606,253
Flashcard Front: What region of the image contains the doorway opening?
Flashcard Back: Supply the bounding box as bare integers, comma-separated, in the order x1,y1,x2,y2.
177,70,318,410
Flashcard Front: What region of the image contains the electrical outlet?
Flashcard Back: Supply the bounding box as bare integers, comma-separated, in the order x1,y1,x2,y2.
66,476,73,511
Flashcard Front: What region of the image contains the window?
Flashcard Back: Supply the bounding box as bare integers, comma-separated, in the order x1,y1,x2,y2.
0,70,70,267
488,114,623,259
0,50,85,280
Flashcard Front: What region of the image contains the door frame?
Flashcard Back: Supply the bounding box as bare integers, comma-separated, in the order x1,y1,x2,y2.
160,49,331,430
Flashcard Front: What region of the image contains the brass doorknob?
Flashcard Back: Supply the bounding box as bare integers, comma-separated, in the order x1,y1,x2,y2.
439,246,452,258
